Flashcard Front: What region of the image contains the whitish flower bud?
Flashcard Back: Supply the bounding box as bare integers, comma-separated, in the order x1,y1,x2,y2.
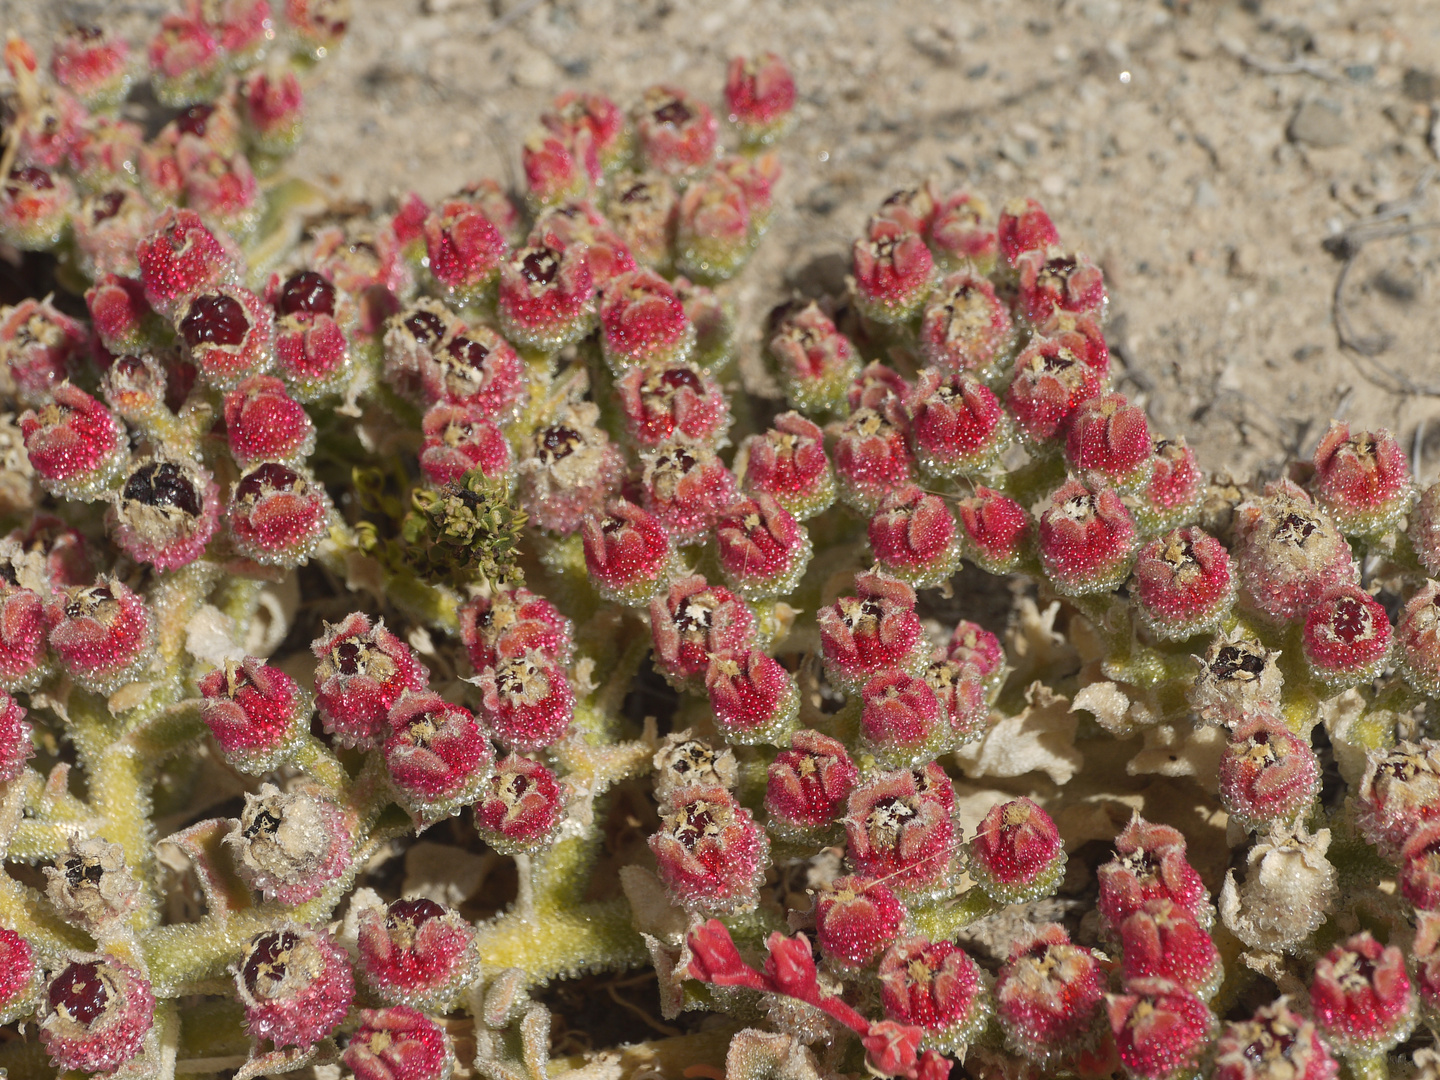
1219,825,1336,952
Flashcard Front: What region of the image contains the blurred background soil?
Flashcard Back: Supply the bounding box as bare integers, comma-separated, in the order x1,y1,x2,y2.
8,0,1440,482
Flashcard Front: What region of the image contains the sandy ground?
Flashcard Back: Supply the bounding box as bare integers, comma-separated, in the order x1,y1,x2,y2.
7,0,1440,480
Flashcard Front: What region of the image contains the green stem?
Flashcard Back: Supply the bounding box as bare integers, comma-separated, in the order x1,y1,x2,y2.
1346,1054,1389,1080
472,899,647,984
907,888,1001,942
289,733,351,793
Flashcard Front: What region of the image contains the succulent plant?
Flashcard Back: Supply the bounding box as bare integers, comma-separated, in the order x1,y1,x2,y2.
3,5,1440,1080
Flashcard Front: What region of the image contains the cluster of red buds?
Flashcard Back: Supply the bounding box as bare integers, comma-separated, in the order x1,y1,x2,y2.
7,6,1440,1080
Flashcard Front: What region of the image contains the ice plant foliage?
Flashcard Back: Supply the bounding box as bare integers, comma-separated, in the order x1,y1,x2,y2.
0,11,1438,1080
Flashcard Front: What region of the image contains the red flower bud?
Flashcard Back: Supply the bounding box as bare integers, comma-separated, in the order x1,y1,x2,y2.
650,783,768,914
616,359,729,447
687,918,768,991
1130,526,1235,641
344,1007,454,1080
0,582,49,692
923,657,988,744
843,766,956,897
634,86,718,177
1301,583,1391,687
869,484,961,589
1233,479,1358,624
496,238,595,352
1398,580,1440,697
907,369,1010,479
863,1020,925,1079
1310,932,1416,1056
969,798,1066,904
136,208,241,320
458,586,572,673
878,937,989,1053
763,931,820,1002
640,441,737,545
675,171,756,281
0,925,40,1023
87,275,158,358
764,728,856,837
1065,392,1152,492
229,462,333,567
1097,816,1211,934
271,269,352,401
1,297,92,406
767,302,861,416
176,284,274,390
725,53,796,143
1005,335,1105,445
714,494,810,599
1218,712,1320,831
542,91,627,172
357,898,478,1009
852,217,934,325
517,403,625,535
521,130,596,209
955,486,1032,575
1133,437,1203,534
997,198,1060,267
384,690,494,820
582,498,674,607
917,271,1015,375
1399,821,1440,911
474,753,566,856
40,956,155,1073
833,406,914,517
424,198,508,304
197,657,309,772
1355,739,1440,858
224,374,316,467
860,669,949,768
241,69,305,156
47,578,154,695
417,402,513,488
1312,421,1414,536
20,383,127,501
1105,978,1216,1080
818,569,926,691
475,651,574,751
706,649,799,746
1037,478,1138,596
1119,899,1222,1001
311,612,430,748
0,164,74,253
814,875,905,969
929,190,998,272
995,924,1106,1064
236,926,354,1050
738,411,835,521
1015,248,1107,325
650,575,756,686
228,783,353,905
52,24,133,109
0,689,33,782
1213,998,1339,1080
